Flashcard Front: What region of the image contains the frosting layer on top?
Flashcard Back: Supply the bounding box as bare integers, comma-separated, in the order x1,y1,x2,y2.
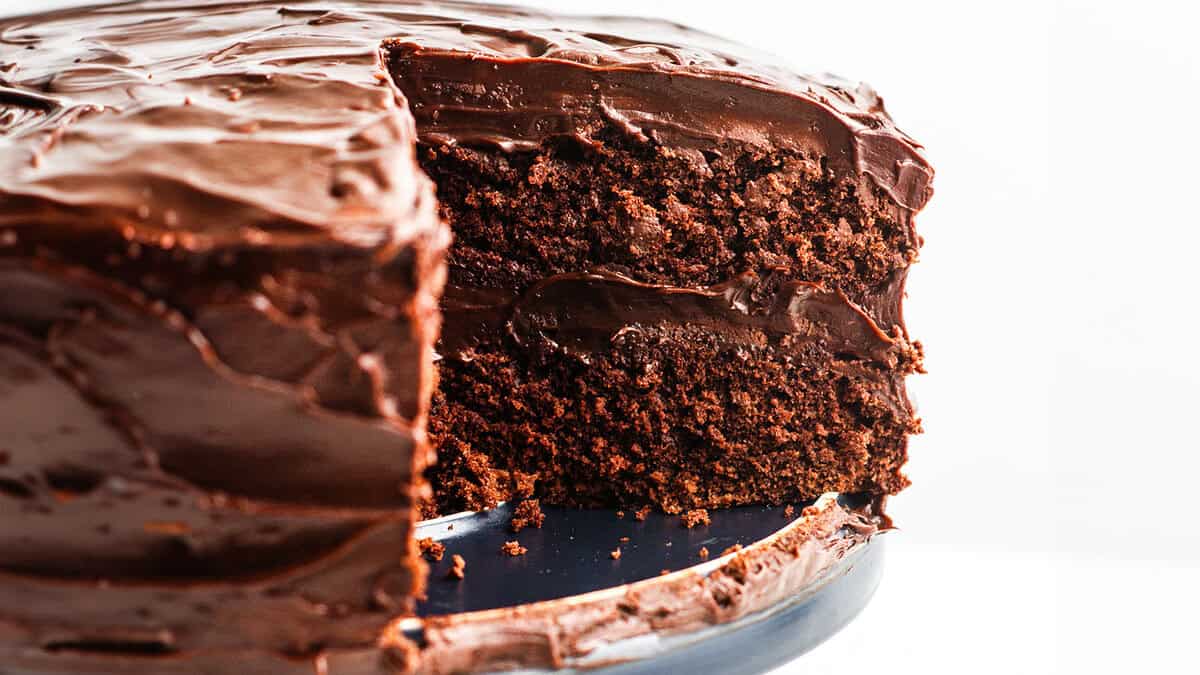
0,0,932,250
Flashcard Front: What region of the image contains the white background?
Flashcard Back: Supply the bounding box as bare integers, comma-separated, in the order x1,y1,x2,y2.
6,1,1200,673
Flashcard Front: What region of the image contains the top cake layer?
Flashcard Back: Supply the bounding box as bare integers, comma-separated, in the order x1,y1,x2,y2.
0,0,931,251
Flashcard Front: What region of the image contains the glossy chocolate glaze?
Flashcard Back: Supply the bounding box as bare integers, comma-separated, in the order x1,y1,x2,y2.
0,1,928,671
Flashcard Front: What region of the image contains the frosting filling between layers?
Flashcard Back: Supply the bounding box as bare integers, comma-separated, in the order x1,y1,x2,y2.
440,269,906,366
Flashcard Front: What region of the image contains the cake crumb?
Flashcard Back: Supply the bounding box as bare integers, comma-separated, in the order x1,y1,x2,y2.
500,541,527,557
660,569,671,576
511,470,537,499
619,536,630,543
616,510,625,518
446,554,466,580
634,506,651,521
784,504,795,518
610,547,622,560
417,537,445,562
143,521,189,535
509,499,544,533
698,546,710,560
681,509,710,528
721,544,743,556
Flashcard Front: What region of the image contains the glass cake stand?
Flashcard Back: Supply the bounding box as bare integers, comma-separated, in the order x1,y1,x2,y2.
405,497,887,674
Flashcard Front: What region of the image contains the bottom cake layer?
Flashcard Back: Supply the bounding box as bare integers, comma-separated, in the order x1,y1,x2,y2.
428,270,921,516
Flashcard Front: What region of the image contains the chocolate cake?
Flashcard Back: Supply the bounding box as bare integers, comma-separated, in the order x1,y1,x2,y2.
389,17,932,516
0,0,931,672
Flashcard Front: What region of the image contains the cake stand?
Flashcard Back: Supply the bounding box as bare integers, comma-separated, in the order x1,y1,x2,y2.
402,494,886,674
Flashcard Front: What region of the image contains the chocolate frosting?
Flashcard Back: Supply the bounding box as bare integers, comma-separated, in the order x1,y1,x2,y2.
0,1,435,250
441,269,904,367
0,257,432,657
0,0,931,243
0,1,926,671
387,47,932,214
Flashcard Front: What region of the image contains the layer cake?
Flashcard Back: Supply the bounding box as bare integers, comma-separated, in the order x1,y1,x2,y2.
0,1,932,671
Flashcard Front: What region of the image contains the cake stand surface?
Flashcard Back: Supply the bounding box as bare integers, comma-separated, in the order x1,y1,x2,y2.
407,497,887,674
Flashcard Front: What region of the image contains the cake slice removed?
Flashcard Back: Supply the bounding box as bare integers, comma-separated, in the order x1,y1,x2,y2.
382,15,933,515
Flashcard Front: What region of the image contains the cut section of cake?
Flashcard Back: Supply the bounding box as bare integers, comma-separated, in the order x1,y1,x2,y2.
382,19,932,515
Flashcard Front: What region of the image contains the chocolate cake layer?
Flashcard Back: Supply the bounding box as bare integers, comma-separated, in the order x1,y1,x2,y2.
431,268,919,512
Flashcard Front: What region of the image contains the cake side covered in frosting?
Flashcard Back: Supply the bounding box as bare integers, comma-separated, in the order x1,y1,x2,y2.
0,0,450,665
